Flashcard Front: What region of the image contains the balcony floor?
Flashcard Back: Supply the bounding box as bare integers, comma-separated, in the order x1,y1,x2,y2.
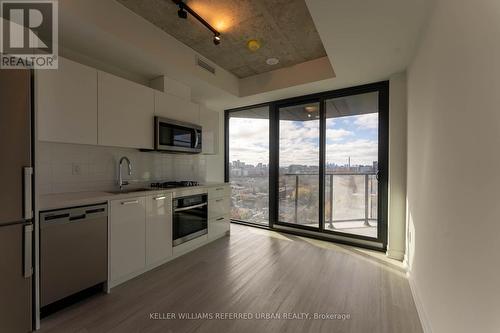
326,220,378,238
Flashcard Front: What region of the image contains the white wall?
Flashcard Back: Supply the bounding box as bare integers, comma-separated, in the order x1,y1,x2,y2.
239,57,335,97
407,0,500,332
387,72,407,260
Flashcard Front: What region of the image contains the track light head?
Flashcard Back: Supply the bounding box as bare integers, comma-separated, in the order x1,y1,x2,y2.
177,8,187,19
213,34,221,45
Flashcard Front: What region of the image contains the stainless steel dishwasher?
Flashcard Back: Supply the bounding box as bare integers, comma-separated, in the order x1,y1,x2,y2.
40,204,108,307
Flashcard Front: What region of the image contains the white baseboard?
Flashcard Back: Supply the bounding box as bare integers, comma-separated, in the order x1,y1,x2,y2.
386,248,405,261
403,253,409,269
407,273,433,333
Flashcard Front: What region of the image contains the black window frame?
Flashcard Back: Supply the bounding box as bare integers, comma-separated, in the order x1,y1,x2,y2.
225,81,389,251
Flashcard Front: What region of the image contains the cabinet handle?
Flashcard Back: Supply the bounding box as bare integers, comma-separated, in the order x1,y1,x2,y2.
216,217,224,221
174,202,207,212
153,196,166,201
215,199,223,202
121,200,139,205
69,214,86,221
24,225,33,278
215,187,224,191
23,167,33,219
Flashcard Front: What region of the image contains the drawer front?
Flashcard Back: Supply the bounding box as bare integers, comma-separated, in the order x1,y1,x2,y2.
208,185,230,200
173,187,208,198
209,214,230,239
110,197,146,282
209,197,230,220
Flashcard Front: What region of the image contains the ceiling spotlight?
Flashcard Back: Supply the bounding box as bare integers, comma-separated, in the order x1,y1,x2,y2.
177,8,187,19
266,57,279,66
213,34,221,45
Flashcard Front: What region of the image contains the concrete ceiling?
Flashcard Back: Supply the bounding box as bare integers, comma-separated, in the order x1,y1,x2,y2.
115,0,327,78
57,0,435,111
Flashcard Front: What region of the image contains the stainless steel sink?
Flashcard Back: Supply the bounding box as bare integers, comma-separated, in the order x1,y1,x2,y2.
105,188,155,194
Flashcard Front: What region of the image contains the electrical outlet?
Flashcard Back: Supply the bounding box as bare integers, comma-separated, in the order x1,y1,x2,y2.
72,163,82,175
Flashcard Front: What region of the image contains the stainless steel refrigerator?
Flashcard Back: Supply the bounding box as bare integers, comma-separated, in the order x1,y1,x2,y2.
0,68,34,333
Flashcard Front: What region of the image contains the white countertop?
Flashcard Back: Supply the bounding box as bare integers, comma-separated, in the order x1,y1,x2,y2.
39,182,229,211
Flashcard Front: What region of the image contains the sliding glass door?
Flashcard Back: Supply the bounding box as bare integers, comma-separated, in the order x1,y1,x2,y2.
225,82,388,248
278,102,320,229
324,92,380,238
226,106,270,226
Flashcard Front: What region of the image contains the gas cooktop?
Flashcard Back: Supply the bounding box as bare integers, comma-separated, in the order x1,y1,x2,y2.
150,181,200,189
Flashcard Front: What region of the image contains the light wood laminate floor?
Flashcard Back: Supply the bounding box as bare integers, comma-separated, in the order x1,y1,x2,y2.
40,224,422,333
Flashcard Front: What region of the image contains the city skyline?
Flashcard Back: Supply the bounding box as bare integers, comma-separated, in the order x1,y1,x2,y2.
230,159,378,170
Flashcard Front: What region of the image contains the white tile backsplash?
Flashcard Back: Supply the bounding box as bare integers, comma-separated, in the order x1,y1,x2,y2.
37,142,207,194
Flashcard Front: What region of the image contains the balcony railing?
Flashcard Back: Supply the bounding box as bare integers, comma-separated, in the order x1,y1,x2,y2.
281,172,377,229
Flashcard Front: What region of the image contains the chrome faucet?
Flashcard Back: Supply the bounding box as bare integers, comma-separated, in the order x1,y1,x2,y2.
118,156,132,190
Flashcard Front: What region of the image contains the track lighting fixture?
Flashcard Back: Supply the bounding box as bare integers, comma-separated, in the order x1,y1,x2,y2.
177,8,187,19
213,34,221,45
172,0,221,46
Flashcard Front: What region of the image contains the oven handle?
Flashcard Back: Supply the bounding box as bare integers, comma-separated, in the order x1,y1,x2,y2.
194,129,199,149
174,202,207,212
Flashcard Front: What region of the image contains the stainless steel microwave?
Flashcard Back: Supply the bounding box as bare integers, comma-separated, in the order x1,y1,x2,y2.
154,117,202,153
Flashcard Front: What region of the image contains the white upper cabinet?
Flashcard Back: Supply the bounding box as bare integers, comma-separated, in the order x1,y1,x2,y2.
199,106,219,155
37,57,207,150
98,72,154,149
36,57,98,145
154,91,200,125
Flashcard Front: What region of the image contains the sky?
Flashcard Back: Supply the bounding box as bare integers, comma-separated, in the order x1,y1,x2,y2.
229,113,378,167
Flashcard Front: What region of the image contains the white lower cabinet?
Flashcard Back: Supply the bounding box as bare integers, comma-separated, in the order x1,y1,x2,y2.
209,215,230,240
110,197,146,283
208,185,231,240
208,185,230,199
146,193,173,268
209,197,230,220
109,185,230,287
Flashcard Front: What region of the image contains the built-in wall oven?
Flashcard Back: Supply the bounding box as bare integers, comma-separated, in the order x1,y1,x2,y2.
173,194,208,246
155,116,202,153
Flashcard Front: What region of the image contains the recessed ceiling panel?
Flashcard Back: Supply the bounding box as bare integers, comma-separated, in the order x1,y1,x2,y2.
116,0,327,78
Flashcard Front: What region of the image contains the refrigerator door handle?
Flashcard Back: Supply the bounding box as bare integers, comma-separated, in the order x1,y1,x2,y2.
24,224,33,278
23,167,33,220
